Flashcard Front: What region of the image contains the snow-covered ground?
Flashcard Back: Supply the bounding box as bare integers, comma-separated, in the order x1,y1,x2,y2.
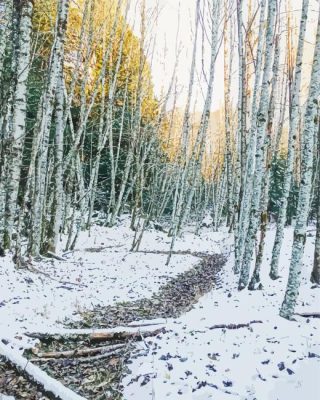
0,217,222,348
122,226,320,400
0,219,319,399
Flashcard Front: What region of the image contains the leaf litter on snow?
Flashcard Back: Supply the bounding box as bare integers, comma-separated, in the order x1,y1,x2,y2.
0,217,225,399
122,227,320,400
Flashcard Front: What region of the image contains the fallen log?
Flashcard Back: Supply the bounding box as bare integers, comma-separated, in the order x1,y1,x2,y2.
26,325,165,342
126,318,166,328
90,327,164,342
47,251,66,261
32,343,125,359
31,344,127,364
0,342,85,400
295,312,320,318
26,265,87,287
208,320,263,330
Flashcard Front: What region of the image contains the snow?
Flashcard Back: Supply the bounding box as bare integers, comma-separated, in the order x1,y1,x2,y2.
0,217,221,349
0,342,85,400
0,218,319,399
122,226,320,400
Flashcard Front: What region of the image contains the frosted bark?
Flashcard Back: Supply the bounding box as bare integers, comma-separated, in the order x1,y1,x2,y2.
238,0,277,289
0,0,12,80
224,0,234,225
171,0,220,243
28,0,70,256
311,116,320,284
280,8,320,319
270,0,309,280
167,0,200,238
234,0,266,273
4,0,33,247
50,65,65,252
249,33,281,290
312,164,320,284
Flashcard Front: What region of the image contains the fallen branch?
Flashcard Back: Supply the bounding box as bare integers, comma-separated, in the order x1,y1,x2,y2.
31,345,127,364
84,244,126,253
126,319,166,328
295,312,320,318
208,320,263,330
0,342,85,400
80,327,164,342
26,265,87,288
47,251,67,261
26,325,165,342
32,343,125,359
136,249,209,258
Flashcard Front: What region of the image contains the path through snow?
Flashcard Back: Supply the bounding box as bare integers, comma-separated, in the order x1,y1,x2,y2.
0,220,319,399
122,226,320,400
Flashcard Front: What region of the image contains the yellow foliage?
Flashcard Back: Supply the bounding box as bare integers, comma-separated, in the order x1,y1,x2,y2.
32,0,158,123
160,107,232,181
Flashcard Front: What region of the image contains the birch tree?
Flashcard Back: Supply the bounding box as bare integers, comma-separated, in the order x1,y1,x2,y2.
311,120,320,285
4,0,33,248
234,0,266,273
270,0,309,280
280,6,320,319
28,0,70,256
238,0,277,290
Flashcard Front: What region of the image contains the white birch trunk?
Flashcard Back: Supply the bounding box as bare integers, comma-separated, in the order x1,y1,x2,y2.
28,0,69,256
280,7,320,318
238,0,277,289
4,0,33,247
311,121,320,284
234,0,266,273
51,64,65,252
270,0,309,280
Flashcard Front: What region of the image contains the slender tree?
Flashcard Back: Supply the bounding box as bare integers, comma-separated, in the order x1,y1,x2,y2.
310,119,320,284
238,0,276,289
280,6,320,319
270,0,309,280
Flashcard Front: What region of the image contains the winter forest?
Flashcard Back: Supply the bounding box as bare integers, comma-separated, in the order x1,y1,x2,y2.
0,0,319,398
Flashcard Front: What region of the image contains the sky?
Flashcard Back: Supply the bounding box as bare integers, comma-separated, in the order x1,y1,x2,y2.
128,0,319,112
128,0,226,111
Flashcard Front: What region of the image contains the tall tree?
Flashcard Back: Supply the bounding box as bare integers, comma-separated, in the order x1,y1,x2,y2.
27,0,70,256
270,0,309,280
4,0,34,249
311,120,320,284
280,5,320,319
238,0,277,289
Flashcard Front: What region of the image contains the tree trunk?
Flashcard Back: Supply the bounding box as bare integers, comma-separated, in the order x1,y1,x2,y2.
238,0,276,289
280,7,320,319
270,0,309,280
311,121,320,284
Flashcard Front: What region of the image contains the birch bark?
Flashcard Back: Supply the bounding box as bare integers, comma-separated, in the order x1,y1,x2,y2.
311,123,320,284
234,0,266,273
4,0,33,247
28,0,70,256
270,0,309,280
280,7,320,319
238,0,277,289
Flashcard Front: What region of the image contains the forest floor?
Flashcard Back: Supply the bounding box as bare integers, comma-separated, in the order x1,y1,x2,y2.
0,217,319,399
